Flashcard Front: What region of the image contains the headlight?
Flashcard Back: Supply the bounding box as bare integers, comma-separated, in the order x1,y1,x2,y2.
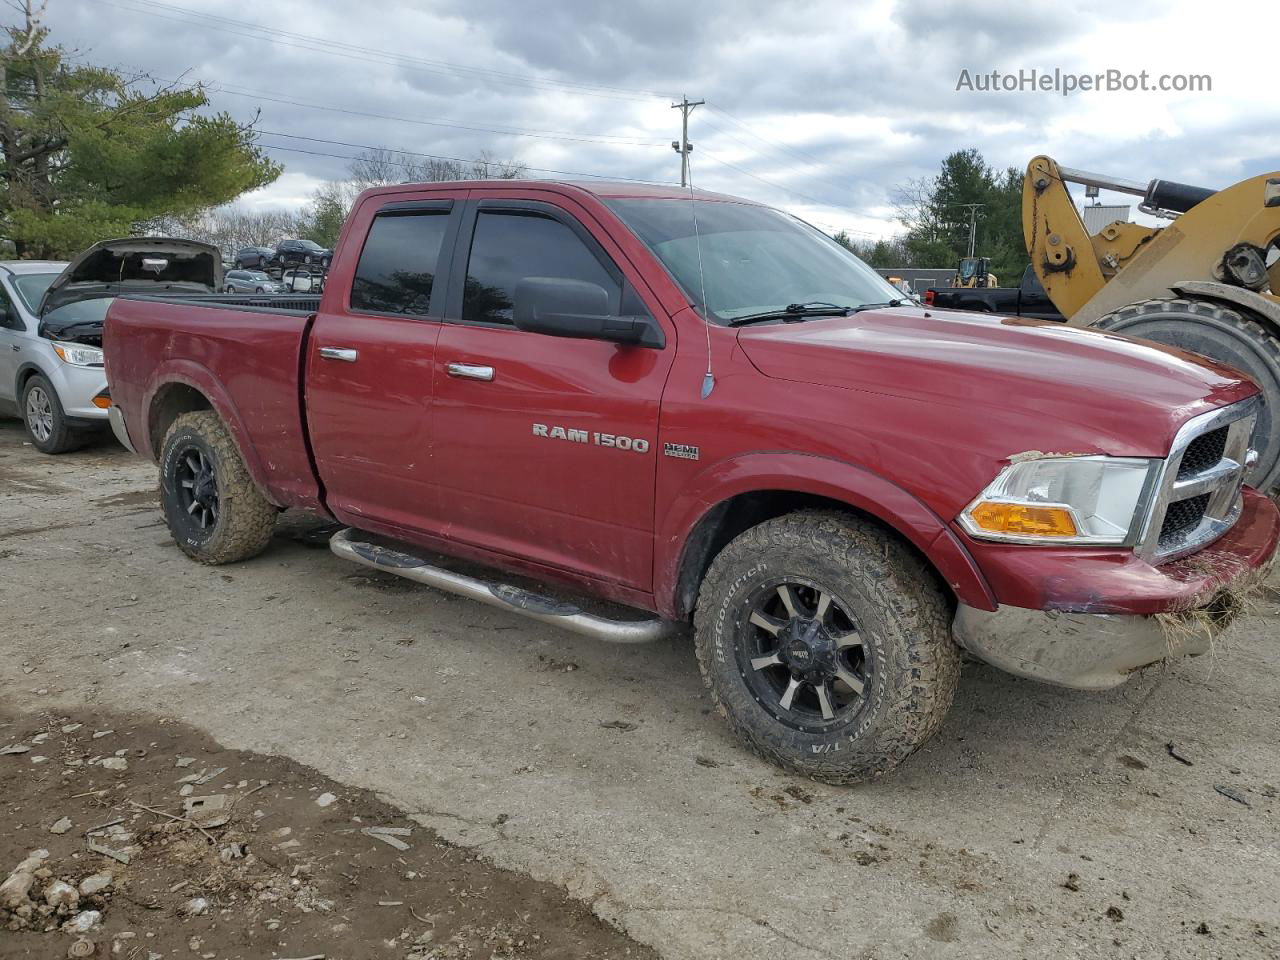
960,456,1157,545
52,342,105,367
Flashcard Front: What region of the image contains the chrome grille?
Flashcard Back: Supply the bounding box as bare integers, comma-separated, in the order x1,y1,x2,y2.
1177,426,1228,479
1158,493,1210,549
1137,396,1259,563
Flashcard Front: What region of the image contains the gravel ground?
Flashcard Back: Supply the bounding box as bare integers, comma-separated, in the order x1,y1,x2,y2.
2,418,1279,960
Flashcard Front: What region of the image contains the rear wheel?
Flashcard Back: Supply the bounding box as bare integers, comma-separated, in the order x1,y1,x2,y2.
22,375,87,454
159,411,277,564
693,511,959,784
1094,298,1280,493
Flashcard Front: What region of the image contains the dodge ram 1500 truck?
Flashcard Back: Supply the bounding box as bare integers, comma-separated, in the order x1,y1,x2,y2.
102,180,1280,783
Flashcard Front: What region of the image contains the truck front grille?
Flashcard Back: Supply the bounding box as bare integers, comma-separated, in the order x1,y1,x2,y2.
1139,397,1258,563
1158,493,1210,549
1176,426,1228,479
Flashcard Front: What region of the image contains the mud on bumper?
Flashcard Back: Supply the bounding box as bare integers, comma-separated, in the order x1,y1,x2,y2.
953,489,1279,690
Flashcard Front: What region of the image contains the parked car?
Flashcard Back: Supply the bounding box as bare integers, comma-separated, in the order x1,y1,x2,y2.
270,239,332,270
0,238,220,453
224,269,286,294
925,264,1065,320
103,181,1279,783
279,269,324,293
233,246,276,270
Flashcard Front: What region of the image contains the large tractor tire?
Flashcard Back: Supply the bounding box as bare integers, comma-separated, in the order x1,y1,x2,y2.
1094,298,1280,494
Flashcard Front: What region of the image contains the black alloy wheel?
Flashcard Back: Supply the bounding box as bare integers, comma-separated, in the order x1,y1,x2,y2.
737,577,871,733
173,444,220,540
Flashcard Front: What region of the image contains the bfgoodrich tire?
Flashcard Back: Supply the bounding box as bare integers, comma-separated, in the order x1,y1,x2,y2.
694,511,959,784
1094,298,1280,494
159,411,277,564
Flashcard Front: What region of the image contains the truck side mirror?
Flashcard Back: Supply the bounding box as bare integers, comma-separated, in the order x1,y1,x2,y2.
514,277,664,348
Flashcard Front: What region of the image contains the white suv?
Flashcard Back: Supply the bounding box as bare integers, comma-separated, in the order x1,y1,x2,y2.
0,238,221,453
0,260,111,453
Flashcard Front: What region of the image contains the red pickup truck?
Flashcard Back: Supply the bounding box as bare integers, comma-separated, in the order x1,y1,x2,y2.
103,180,1279,783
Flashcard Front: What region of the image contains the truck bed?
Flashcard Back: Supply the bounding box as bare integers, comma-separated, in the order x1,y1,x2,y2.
104,294,324,511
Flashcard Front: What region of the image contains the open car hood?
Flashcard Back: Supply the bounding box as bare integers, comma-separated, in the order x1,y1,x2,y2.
38,237,222,319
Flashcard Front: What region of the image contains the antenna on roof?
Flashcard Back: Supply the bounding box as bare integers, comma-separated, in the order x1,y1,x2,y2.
685,152,715,399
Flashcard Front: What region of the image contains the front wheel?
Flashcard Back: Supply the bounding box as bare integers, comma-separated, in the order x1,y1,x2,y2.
22,375,87,454
160,411,277,564
694,511,959,784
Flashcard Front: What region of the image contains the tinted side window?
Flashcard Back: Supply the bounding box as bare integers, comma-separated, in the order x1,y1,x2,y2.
350,211,450,316
463,211,620,325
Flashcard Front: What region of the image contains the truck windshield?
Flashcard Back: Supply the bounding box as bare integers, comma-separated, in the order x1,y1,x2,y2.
605,198,903,324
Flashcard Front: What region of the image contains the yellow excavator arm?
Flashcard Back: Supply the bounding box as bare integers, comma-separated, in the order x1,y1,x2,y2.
1020,155,1280,494
1022,155,1280,326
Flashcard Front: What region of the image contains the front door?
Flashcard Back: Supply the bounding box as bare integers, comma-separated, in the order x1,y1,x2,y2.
430,197,675,590
305,192,464,534
0,280,28,407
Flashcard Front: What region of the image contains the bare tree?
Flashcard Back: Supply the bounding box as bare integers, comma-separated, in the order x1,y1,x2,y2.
145,207,306,261
348,147,526,188
299,148,527,246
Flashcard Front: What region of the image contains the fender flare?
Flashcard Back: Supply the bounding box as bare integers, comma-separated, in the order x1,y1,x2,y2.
1171,280,1280,337
142,359,280,506
654,451,997,619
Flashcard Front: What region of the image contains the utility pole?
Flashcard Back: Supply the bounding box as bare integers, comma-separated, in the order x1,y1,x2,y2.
671,95,704,188
959,203,984,257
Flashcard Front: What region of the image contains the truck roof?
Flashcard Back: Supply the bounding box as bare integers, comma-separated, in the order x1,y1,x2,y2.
357,179,759,204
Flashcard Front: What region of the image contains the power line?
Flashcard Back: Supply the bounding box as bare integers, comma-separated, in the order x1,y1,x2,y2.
697,150,880,236
697,115,859,202
704,104,839,173
250,129,675,185
77,5,888,227
173,76,670,147
100,0,671,104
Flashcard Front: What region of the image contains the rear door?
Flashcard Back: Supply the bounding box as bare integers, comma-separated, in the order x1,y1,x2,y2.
305,191,464,533
429,195,676,590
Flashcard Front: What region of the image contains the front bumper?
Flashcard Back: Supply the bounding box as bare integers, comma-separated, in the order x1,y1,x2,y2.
953,488,1279,689
108,404,136,453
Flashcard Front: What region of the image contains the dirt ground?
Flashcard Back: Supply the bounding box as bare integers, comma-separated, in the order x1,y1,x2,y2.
0,706,652,960
2,419,1280,960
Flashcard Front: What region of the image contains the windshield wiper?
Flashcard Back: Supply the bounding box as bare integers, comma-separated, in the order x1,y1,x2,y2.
848,299,908,313
727,302,854,327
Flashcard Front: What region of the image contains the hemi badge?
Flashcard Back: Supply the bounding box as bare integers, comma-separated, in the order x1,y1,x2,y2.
664,442,700,461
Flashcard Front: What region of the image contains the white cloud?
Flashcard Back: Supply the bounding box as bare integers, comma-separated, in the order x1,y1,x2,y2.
43,0,1275,240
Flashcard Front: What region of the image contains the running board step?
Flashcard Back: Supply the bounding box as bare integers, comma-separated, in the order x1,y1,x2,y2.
329,528,680,644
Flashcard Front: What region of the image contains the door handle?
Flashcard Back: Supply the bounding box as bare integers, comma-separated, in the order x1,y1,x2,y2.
319,347,358,362
446,362,495,381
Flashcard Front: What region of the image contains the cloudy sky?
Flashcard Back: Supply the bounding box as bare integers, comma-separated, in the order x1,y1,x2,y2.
40,0,1278,238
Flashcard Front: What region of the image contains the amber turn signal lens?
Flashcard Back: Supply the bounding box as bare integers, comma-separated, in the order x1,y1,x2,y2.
92,394,112,409
967,501,1078,538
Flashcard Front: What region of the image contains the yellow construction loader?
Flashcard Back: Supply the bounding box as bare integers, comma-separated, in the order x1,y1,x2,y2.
1023,156,1280,493
951,256,998,289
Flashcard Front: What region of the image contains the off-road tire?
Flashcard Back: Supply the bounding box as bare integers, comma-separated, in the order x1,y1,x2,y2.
693,511,960,784
1094,298,1280,493
160,411,276,564
22,374,88,454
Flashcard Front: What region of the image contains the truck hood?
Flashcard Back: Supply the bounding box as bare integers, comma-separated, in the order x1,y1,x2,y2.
736,306,1256,451
39,238,222,339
